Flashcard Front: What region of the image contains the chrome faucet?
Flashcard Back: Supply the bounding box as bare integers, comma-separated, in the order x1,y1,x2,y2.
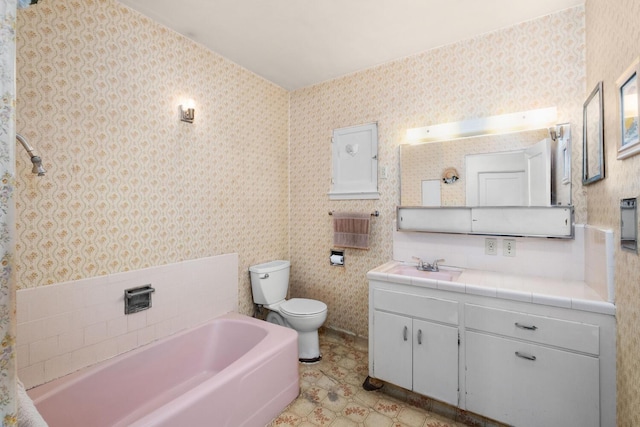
412,257,445,272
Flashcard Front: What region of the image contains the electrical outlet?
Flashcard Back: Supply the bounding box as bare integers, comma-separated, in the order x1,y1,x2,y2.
485,238,497,255
503,239,516,257
380,165,389,179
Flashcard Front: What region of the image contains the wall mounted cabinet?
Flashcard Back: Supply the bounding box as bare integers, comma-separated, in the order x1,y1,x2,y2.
397,206,574,238
329,123,380,200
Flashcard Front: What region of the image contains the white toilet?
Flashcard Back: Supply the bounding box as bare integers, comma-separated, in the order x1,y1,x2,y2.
249,260,327,362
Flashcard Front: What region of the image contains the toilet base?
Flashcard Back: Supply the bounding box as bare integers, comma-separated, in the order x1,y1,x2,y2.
299,355,322,364
297,328,321,361
266,311,322,362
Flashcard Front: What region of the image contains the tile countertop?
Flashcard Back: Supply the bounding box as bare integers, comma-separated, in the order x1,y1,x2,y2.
367,261,616,316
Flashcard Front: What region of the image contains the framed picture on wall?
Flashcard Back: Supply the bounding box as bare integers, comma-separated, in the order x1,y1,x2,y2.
616,57,640,159
583,81,604,185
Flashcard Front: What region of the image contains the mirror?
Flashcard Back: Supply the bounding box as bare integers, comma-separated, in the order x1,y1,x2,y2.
400,125,571,208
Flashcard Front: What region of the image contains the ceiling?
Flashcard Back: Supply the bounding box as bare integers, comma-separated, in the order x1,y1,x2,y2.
117,0,584,91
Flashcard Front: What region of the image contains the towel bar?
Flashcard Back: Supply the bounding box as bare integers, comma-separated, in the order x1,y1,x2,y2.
329,210,379,217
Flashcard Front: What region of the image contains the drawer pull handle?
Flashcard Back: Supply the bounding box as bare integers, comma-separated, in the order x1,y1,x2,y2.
403,326,408,341
515,322,538,331
515,351,537,361
417,329,423,345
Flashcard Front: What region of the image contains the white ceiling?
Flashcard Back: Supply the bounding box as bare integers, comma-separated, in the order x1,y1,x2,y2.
117,0,584,91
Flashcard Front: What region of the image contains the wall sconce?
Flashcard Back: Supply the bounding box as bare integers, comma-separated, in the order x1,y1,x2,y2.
180,99,195,123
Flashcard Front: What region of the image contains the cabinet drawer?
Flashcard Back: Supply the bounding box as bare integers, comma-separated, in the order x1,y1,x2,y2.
465,304,599,355
465,331,599,427
373,289,458,325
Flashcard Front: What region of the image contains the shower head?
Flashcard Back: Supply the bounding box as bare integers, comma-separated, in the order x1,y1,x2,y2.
30,156,46,176
16,133,46,176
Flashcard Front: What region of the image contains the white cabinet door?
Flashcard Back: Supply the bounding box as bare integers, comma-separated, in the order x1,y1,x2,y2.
413,319,458,406
373,311,412,390
465,331,599,427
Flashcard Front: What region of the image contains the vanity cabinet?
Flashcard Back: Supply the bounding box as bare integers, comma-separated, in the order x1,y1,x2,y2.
371,289,459,406
368,275,616,427
464,305,600,427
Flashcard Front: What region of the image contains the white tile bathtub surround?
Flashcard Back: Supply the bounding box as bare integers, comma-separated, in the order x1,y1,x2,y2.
584,224,615,303
16,254,238,389
393,222,586,281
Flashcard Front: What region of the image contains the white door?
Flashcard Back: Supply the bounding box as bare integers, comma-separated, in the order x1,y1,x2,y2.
525,138,551,206
373,311,412,390
413,319,458,405
478,172,526,206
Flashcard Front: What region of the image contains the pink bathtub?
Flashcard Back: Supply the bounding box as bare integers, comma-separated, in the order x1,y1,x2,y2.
28,313,300,427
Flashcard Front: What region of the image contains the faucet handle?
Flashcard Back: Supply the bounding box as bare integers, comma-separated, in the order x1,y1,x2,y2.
432,259,445,271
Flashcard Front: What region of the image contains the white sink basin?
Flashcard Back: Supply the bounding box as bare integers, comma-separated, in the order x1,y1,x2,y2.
387,264,462,282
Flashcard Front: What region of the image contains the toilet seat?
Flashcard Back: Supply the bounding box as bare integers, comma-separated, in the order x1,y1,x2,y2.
280,298,327,317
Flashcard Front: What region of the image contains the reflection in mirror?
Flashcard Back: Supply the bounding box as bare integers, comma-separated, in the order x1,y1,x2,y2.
621,198,637,253
400,125,571,207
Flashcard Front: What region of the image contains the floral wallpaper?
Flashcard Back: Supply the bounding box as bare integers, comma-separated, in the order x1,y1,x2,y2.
14,0,291,321
7,1,640,426
585,0,640,425
289,7,586,337
0,0,17,423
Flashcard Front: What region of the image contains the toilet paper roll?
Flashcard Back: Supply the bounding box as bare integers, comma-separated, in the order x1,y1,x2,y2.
330,254,344,265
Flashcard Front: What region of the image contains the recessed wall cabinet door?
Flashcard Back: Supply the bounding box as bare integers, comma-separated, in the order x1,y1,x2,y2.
329,122,380,200
371,289,459,406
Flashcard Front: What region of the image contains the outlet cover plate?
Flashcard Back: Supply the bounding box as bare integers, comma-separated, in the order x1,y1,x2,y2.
485,238,498,255
503,239,516,257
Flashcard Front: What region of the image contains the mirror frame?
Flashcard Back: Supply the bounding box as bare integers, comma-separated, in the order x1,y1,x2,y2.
583,81,604,185
616,57,640,160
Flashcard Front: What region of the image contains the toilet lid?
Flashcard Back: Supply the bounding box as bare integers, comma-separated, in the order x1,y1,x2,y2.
280,298,327,316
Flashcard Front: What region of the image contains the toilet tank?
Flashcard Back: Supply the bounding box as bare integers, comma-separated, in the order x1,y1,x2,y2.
249,260,290,305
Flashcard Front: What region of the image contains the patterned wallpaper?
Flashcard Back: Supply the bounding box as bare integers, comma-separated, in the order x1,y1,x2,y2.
289,7,586,337
15,0,291,318
585,0,640,425
9,1,639,424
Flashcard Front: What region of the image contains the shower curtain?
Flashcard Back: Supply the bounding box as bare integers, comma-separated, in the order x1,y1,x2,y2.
0,0,19,423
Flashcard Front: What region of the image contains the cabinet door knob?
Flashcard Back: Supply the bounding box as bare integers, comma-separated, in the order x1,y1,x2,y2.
403,326,408,341
515,351,537,361
417,329,423,345
515,322,538,331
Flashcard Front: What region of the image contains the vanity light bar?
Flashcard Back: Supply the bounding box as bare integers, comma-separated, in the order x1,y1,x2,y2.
406,106,557,144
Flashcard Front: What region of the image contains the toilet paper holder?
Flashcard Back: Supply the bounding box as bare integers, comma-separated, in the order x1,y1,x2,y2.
330,249,345,266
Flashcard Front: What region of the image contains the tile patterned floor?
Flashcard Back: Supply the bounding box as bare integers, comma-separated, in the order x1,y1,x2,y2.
268,329,469,427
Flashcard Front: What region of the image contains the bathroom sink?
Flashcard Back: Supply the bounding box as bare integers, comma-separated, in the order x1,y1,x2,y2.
387,264,462,282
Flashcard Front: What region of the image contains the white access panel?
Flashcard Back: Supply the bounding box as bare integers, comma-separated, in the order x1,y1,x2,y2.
329,123,380,200
421,180,441,206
